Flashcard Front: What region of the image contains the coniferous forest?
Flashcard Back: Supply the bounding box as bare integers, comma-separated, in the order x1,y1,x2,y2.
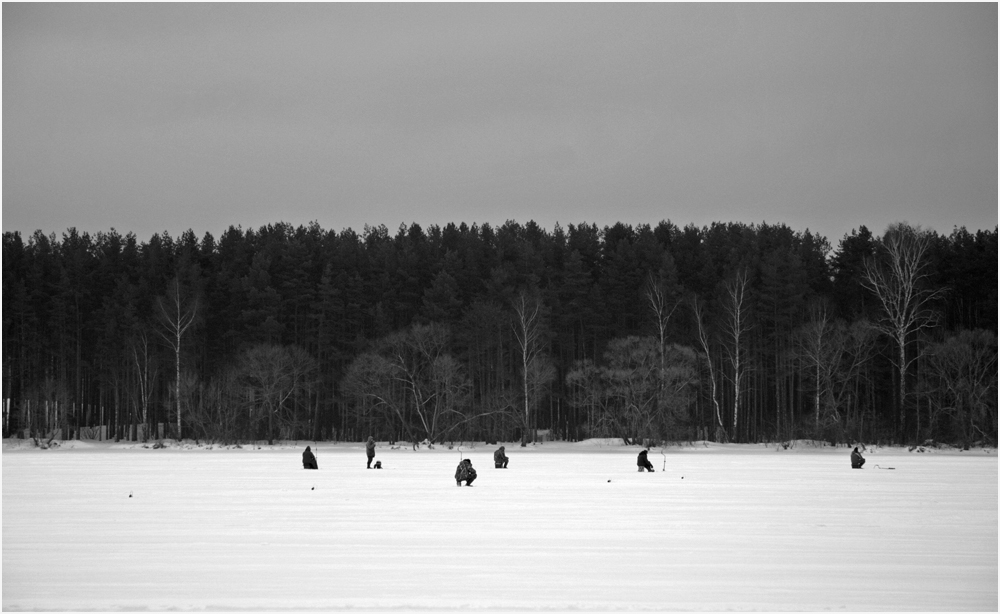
2,220,996,447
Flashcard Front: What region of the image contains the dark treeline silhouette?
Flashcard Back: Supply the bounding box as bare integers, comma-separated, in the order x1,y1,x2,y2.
3,220,996,447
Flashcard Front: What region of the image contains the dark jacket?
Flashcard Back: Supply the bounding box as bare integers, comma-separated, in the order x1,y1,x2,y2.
851,447,865,469
365,437,376,458
637,449,654,469
455,459,477,483
302,446,318,470
494,447,507,464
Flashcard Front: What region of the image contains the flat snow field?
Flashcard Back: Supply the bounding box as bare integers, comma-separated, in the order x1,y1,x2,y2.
3,440,997,612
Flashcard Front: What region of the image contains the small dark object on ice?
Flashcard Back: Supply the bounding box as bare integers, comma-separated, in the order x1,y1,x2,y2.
311,486,315,490
374,460,382,469
607,479,611,483
129,491,133,498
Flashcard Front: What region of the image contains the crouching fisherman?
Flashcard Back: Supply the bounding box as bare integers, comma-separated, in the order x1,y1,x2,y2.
637,448,655,472
851,446,866,469
455,458,477,486
302,446,318,470
494,445,509,468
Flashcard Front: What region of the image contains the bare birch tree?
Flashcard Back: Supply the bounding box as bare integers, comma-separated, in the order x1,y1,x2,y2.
720,270,751,439
512,291,547,446
645,271,680,383
157,279,198,441
691,295,726,440
129,330,157,441
799,302,832,431
861,223,942,437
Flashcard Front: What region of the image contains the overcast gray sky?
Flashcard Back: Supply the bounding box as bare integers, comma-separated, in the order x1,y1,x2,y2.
3,3,996,244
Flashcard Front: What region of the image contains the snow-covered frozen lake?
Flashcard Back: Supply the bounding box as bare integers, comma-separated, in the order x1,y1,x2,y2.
3,439,996,611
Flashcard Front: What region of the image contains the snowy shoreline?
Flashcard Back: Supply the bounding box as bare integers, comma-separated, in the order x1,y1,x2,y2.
4,436,995,455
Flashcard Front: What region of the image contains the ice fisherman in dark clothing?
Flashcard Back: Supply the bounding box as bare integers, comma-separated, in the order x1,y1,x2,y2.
455,458,477,486
851,447,865,469
302,446,318,470
637,449,655,472
494,446,509,468
366,436,376,469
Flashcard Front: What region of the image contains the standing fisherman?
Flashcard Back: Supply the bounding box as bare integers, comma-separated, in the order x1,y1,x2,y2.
366,436,376,469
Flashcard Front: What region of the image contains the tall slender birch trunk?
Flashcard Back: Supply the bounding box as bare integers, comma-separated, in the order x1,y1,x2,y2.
157,279,198,441
721,270,751,439
692,296,725,440
512,292,543,447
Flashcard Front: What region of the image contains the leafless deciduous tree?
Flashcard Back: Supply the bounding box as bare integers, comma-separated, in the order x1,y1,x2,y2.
238,344,317,445
512,292,549,446
920,330,998,445
657,344,699,436
645,270,680,385
799,303,832,431
861,223,942,435
129,330,157,441
157,279,198,441
691,295,726,440
797,302,877,437
720,270,751,438
567,336,697,444
343,324,476,443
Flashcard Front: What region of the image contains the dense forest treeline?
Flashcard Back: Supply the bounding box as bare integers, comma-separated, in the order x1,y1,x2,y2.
2,220,996,447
